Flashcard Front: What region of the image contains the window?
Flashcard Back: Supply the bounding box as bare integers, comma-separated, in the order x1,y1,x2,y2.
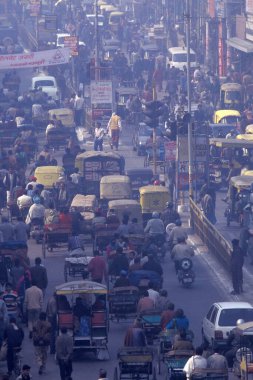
35,80,55,88
172,53,196,63
210,307,218,324
206,306,214,321
219,308,253,326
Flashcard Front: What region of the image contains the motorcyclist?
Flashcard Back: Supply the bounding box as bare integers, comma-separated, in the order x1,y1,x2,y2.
171,236,194,273
168,219,188,249
25,197,45,226
225,319,245,368
144,212,165,245
161,202,180,227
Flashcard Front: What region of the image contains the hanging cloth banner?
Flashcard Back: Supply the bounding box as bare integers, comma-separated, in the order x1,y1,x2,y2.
0,48,70,70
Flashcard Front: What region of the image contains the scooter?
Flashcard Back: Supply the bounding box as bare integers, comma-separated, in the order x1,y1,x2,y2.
177,258,195,287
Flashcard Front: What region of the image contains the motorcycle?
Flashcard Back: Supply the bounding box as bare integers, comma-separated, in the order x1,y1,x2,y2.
177,258,195,287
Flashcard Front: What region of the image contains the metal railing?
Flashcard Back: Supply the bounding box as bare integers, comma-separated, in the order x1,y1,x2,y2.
190,198,231,269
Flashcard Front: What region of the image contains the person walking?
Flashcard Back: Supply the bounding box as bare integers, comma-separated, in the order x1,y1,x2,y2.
4,317,24,377
73,91,84,126
230,239,244,295
94,122,104,151
107,112,121,150
33,312,51,375
24,280,43,339
56,327,73,380
46,293,57,354
30,257,48,295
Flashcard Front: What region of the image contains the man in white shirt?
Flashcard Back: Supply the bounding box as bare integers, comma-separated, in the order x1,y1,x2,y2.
94,122,104,151
183,346,207,380
74,91,85,126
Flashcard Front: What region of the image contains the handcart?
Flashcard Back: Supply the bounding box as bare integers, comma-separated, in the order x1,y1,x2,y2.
114,347,155,380
109,286,139,322
139,311,161,345
164,350,194,380
42,224,72,258
64,256,93,282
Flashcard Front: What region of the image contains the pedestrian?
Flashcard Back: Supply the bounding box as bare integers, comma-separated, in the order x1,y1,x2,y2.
107,112,121,150
98,369,109,380
56,327,73,380
94,122,104,151
88,251,107,283
74,91,84,126
2,282,18,319
14,217,29,243
230,239,244,295
46,293,57,354
10,258,24,291
16,364,32,380
24,280,43,339
4,317,24,377
33,312,51,375
30,257,48,294
183,346,207,380
207,347,228,370
202,189,216,224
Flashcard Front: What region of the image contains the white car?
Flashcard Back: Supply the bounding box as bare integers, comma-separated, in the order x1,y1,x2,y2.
202,302,253,348
31,75,60,101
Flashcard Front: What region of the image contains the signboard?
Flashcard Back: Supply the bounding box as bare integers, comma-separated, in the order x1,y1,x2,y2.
0,48,70,70
91,81,113,105
44,15,57,31
164,141,176,162
64,36,78,56
30,0,41,16
246,0,253,14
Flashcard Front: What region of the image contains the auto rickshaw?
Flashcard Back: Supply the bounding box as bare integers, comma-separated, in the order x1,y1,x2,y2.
100,175,132,211
213,110,241,126
125,168,153,199
232,321,253,380
48,108,75,128
220,82,243,109
34,166,65,189
139,185,170,222
55,280,109,357
70,194,98,234
225,175,253,226
107,199,142,223
75,151,125,197
108,11,125,33
246,125,253,134
115,85,138,119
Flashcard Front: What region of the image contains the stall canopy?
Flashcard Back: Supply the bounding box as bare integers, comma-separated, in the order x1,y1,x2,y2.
227,37,253,53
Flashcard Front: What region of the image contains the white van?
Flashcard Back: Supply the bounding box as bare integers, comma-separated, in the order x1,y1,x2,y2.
167,46,197,70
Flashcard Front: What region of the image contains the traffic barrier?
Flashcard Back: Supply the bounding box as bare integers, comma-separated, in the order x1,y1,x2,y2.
190,198,231,268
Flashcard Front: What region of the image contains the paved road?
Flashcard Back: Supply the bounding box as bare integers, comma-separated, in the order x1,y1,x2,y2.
6,124,237,380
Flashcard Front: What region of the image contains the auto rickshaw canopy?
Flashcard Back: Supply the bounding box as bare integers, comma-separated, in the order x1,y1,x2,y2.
108,199,142,221
100,175,132,200
236,134,253,141
246,124,253,134
48,108,75,127
213,109,241,124
55,280,108,295
230,175,253,190
34,165,64,188
139,185,169,213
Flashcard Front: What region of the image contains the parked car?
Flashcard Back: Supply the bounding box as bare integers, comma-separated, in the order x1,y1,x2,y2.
202,302,253,348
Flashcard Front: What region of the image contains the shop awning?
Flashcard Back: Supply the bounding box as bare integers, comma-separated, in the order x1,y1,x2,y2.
226,37,253,53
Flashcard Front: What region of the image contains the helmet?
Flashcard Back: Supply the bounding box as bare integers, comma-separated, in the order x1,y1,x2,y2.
152,211,159,218
153,180,160,186
236,319,245,326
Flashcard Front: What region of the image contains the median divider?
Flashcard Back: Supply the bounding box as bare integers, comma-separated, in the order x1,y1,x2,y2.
190,198,231,269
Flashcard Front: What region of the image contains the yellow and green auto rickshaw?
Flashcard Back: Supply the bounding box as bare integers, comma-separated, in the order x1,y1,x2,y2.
107,199,142,223
139,185,170,222
48,108,75,128
34,166,64,189
213,109,241,126
100,175,132,211
225,175,253,226
220,82,243,109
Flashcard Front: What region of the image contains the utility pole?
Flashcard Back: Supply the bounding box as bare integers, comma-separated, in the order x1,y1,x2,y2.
186,0,193,199
95,0,99,80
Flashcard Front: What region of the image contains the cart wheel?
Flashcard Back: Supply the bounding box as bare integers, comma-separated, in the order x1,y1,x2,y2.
42,239,46,258
113,367,118,380
152,366,157,380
